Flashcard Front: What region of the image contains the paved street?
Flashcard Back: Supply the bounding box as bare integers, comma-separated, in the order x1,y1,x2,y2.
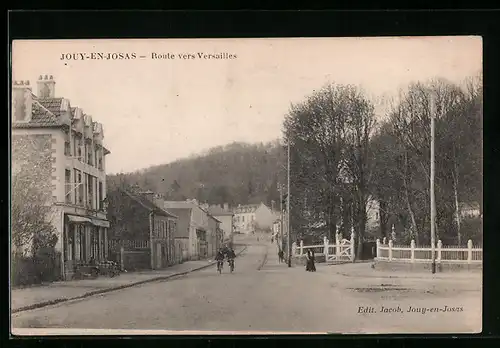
11,236,481,335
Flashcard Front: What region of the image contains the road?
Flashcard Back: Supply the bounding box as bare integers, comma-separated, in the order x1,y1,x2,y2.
11,236,481,334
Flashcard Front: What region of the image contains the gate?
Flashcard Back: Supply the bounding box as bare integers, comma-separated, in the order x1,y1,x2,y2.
326,238,354,262
293,233,355,263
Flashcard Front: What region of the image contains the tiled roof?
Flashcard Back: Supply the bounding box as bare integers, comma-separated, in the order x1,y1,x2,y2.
233,204,260,214
207,205,233,216
32,101,60,124
164,201,196,210
13,99,62,128
37,97,63,116
123,190,177,218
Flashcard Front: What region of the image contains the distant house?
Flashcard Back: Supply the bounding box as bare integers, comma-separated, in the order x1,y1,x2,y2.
208,204,234,242
207,214,222,257
272,218,282,242
107,188,178,270
366,197,380,232
233,202,275,234
459,202,482,219
164,200,215,260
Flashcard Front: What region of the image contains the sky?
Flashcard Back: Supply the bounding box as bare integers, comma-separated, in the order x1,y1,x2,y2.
12,37,482,174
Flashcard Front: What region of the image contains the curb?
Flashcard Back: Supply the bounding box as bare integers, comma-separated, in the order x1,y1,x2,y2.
334,271,482,280
12,245,248,314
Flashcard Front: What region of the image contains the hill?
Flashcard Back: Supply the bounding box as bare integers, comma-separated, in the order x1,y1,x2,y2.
107,140,286,208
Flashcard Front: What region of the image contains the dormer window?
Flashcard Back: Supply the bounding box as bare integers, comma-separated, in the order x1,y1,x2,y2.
64,129,71,156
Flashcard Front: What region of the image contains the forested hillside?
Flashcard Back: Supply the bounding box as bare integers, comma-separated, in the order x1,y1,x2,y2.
107,140,287,207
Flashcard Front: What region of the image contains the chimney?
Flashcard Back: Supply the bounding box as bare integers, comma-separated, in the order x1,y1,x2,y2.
153,195,165,209
140,190,155,202
37,74,56,98
223,203,229,211
12,80,33,122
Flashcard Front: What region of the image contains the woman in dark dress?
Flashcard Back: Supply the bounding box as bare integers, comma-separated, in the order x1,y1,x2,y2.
310,250,317,272
305,250,312,271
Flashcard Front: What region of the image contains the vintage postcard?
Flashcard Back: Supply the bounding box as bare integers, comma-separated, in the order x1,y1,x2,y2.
10,37,482,335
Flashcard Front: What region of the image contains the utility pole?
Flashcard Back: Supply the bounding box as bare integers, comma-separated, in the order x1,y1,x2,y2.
279,185,283,252
287,141,292,268
430,93,437,274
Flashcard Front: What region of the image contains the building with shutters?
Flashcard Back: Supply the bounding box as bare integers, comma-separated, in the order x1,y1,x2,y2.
11,75,111,280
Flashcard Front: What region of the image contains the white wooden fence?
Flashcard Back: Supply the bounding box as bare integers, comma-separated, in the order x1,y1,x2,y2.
375,238,482,264
108,239,150,250
292,233,355,262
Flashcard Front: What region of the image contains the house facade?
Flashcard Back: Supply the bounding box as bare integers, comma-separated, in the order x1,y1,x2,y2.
207,204,234,242
233,202,275,234
107,188,178,270
11,76,111,280
164,200,212,260
207,214,222,257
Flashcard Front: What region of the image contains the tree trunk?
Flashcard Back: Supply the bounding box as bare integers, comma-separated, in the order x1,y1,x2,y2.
403,151,419,245
379,199,388,239
452,151,462,246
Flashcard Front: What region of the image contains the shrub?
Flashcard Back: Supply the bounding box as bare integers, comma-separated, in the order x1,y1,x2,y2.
11,249,61,287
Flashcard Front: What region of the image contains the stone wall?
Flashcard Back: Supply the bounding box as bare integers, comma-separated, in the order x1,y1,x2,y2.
123,250,151,271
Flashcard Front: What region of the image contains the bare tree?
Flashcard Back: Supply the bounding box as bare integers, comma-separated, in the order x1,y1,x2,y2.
11,136,57,256
341,85,377,259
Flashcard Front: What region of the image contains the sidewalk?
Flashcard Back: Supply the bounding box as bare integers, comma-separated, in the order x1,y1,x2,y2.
11,245,247,313
321,261,483,280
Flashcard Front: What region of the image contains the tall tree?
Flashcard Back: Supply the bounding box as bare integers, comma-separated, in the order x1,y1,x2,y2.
341,85,377,259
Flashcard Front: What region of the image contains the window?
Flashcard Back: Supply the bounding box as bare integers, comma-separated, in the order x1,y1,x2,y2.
76,170,84,205
64,131,71,156
90,227,99,260
65,170,71,203
87,144,94,165
98,181,103,210
74,135,82,160
87,174,94,209
65,224,74,261
95,146,103,170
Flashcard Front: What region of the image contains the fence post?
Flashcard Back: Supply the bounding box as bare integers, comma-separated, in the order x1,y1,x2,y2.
336,233,340,258
437,240,442,262
323,236,329,259
376,239,380,259
350,232,355,262
467,239,473,264
388,240,393,261
300,240,304,256
410,239,415,263
120,246,125,271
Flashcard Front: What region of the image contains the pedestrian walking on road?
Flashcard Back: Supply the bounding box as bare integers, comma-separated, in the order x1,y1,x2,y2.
305,250,312,271
310,250,316,272
278,249,284,263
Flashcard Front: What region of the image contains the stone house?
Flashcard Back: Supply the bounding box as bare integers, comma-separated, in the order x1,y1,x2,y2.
107,188,178,270
11,75,111,280
233,202,275,234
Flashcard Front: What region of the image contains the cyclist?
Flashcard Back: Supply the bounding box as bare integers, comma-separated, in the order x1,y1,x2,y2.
227,247,236,271
215,248,225,272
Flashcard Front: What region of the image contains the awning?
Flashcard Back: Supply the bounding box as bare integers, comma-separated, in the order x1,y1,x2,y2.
91,218,110,228
67,215,92,223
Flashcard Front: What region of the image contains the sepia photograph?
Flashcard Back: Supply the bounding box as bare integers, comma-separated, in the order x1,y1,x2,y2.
10,37,482,335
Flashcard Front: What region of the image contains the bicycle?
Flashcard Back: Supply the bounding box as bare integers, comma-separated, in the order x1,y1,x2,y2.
217,260,224,274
